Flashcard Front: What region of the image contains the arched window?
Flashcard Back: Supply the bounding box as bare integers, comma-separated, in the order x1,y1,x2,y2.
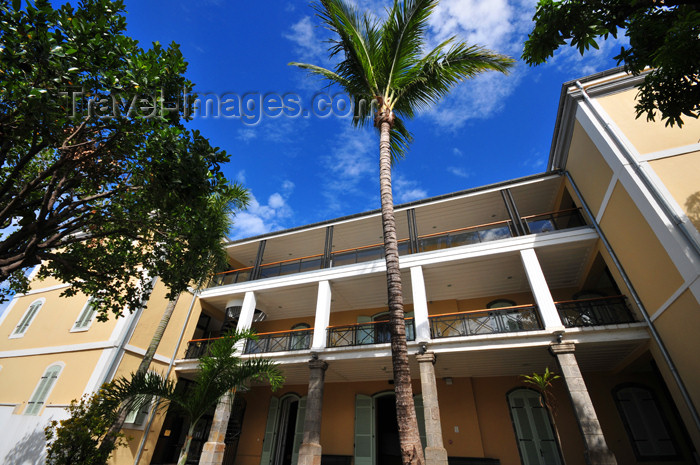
613,384,679,459
486,299,516,309
71,297,98,331
25,363,63,415
290,323,311,350
11,298,45,338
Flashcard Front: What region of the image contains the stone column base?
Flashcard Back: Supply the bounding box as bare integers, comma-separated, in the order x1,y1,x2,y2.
297,442,323,465
198,441,226,465
425,446,449,465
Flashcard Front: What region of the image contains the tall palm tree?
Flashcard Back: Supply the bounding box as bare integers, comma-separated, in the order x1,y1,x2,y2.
98,185,249,457
290,1,513,463
111,329,285,465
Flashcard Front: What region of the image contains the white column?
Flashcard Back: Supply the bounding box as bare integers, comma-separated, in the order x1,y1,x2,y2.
519,248,565,332
234,291,257,352
410,266,431,342
235,291,257,331
311,281,331,350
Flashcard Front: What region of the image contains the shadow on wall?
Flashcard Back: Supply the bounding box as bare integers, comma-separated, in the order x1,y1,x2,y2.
685,192,700,232
4,428,47,465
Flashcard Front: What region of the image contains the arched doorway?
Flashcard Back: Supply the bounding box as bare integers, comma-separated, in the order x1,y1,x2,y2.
260,394,306,465
507,388,562,465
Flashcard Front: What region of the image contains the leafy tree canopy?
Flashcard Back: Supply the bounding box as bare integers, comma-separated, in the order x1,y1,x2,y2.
522,0,700,126
0,0,247,318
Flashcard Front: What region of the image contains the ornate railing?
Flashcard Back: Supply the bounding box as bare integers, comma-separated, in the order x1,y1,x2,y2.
555,295,635,327
327,318,415,347
244,328,313,354
185,338,218,359
417,220,515,252
429,305,542,339
522,208,585,234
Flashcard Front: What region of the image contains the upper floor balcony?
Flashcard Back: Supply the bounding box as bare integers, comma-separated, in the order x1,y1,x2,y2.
208,175,589,289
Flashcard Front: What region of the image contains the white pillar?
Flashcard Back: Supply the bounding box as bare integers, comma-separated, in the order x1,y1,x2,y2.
312,281,331,350
234,291,256,351
519,248,565,332
410,266,431,342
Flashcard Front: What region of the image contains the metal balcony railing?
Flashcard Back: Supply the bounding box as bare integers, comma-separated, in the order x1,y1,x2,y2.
184,338,217,359
244,328,313,354
522,208,585,234
207,208,588,288
417,220,515,252
555,295,635,327
429,304,542,339
327,318,415,348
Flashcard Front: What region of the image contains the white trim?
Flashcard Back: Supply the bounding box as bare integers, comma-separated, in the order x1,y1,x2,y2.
519,249,565,332
596,173,619,223
9,297,46,338
82,348,117,396
0,296,20,329
123,344,172,365
650,280,692,322
202,228,599,300
636,143,700,163
576,103,700,281
16,283,71,297
0,340,115,358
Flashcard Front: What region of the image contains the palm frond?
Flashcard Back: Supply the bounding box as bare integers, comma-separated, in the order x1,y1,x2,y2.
394,43,515,116
380,0,438,94
388,116,413,163
287,62,353,89
313,0,381,96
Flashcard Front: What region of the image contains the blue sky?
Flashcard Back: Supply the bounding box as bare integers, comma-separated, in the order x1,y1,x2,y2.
121,0,626,240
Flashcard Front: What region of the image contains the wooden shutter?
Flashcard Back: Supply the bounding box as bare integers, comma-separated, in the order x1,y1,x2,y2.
26,365,60,415
508,389,562,465
259,397,280,465
74,298,97,329
15,301,42,335
354,394,374,465
290,396,307,465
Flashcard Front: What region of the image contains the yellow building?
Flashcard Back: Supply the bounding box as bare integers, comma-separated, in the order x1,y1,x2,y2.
1,69,698,465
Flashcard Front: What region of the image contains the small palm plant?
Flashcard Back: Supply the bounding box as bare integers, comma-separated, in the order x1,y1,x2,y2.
521,367,564,454
109,329,284,465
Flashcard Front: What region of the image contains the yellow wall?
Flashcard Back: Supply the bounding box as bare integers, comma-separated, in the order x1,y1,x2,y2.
0,349,102,410
0,291,116,350
566,121,614,218
649,151,700,233
596,89,700,155
599,183,683,312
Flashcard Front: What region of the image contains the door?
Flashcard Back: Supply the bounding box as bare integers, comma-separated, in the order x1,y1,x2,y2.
507,389,562,465
354,394,375,465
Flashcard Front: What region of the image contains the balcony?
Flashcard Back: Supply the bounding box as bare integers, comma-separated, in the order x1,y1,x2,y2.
207,207,587,289
184,328,314,359
555,295,636,327
429,305,542,339
327,318,415,348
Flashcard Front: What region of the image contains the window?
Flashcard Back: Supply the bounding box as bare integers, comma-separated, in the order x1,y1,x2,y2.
11,299,44,338
71,297,97,331
486,299,516,309
25,363,63,415
124,373,155,427
613,385,679,460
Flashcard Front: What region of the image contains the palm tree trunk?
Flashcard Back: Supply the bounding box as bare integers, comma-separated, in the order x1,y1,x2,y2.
378,114,425,465
98,294,181,458
177,421,197,465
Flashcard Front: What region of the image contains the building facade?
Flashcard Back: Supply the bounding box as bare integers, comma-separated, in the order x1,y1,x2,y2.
0,69,698,465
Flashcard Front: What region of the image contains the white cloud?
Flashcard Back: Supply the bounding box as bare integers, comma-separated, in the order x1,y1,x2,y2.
394,175,427,203
452,147,464,157
237,129,257,143
230,181,296,240
447,166,471,178
283,16,327,62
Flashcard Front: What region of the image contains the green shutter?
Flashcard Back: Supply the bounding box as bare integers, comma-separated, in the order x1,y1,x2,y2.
508,389,562,465
354,394,374,465
74,298,96,329
26,365,60,415
259,397,280,465
413,394,426,450
291,396,306,465
15,301,42,335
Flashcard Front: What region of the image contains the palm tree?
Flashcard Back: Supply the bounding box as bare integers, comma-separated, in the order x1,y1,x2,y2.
111,329,285,465
290,1,513,463
98,185,249,457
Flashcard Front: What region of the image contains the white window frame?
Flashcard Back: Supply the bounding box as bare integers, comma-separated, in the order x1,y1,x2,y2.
10,298,45,338
122,372,156,430
70,297,98,332
25,362,64,415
